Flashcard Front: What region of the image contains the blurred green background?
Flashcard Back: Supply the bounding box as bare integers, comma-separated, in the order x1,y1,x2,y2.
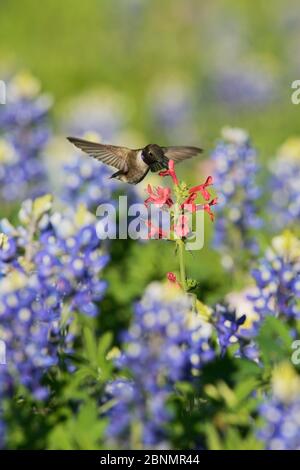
0,0,299,155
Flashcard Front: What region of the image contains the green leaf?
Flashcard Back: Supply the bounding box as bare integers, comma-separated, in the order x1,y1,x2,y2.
83,327,98,364
234,377,259,403
205,424,223,450
257,316,293,366
97,331,113,363
233,358,262,382
224,428,242,450
48,401,107,450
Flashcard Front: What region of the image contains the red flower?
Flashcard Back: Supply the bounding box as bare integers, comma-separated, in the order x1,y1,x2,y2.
180,192,198,213
144,184,173,208
202,197,218,221
159,160,179,186
174,214,190,238
189,176,213,201
180,176,214,212
167,272,177,282
166,272,181,288
145,220,168,239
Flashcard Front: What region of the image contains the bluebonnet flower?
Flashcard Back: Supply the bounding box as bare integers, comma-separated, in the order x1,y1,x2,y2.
0,362,5,448
212,301,259,361
260,398,300,450
105,283,215,448
249,231,300,322
213,60,278,107
226,289,262,339
268,138,300,231
213,304,246,355
212,127,262,269
258,363,300,450
0,71,52,201
0,195,109,400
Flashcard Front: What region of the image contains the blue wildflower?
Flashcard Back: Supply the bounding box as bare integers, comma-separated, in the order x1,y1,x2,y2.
258,363,300,450
212,302,260,362
0,72,51,201
249,231,300,322
268,138,300,231
105,283,215,448
213,304,246,355
213,60,278,107
212,127,262,269
0,196,109,400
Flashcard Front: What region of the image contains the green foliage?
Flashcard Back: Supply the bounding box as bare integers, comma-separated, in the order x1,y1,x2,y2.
48,402,107,450
257,316,293,368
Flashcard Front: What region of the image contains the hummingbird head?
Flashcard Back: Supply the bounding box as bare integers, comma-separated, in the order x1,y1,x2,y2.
142,144,166,165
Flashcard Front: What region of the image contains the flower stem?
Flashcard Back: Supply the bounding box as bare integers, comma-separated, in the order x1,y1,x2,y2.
177,239,187,291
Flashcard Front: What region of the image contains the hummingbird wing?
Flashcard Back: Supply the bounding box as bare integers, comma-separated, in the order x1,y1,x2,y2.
67,137,129,172
162,146,202,163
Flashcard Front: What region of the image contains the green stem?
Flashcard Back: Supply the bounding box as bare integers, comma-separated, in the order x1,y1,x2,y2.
177,239,187,291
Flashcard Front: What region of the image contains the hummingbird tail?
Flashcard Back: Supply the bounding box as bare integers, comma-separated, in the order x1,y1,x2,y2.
110,170,123,179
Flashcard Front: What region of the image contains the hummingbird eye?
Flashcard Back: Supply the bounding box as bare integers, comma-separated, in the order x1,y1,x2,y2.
148,151,153,157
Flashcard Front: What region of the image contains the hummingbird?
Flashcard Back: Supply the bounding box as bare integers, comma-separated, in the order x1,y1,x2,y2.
67,137,202,184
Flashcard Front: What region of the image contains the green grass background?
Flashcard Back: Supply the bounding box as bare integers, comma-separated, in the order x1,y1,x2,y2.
0,0,299,154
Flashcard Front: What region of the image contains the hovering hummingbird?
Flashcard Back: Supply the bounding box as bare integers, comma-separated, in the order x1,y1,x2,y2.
67,137,202,184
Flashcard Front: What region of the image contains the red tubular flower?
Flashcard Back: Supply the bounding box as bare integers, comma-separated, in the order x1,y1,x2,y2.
166,272,181,288
145,220,168,239
167,272,177,282
202,197,218,221
159,160,179,186
181,176,216,214
180,192,198,213
174,214,190,238
144,184,173,208
189,176,213,201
